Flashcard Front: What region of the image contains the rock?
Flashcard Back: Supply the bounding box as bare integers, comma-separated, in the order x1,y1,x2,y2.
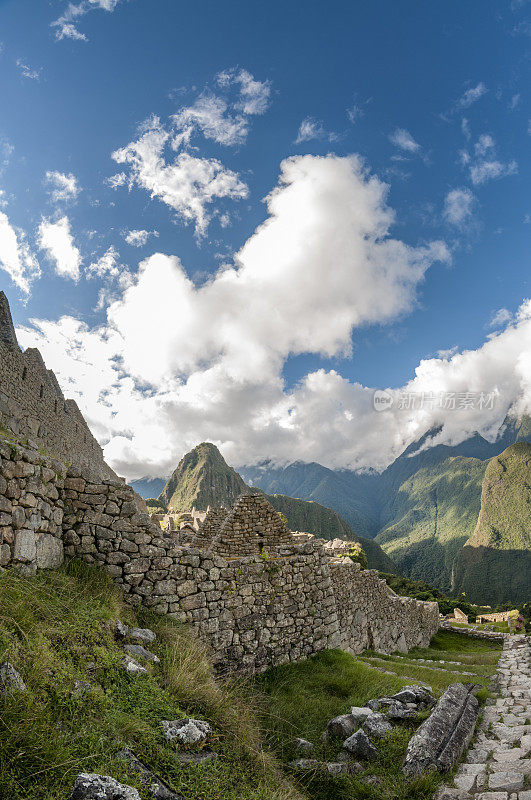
293,737,314,753
175,750,219,765
403,683,479,775
124,644,160,663
70,773,141,799
161,718,211,744
35,534,63,568
387,700,417,720
0,661,26,692
391,685,435,707
362,713,393,738
327,713,358,738
123,655,147,674
487,772,525,792
342,729,378,760
118,750,184,799
289,759,320,771
349,706,373,724
129,627,156,644
115,620,129,638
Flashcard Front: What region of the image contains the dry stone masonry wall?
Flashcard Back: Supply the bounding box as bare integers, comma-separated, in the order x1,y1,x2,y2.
0,292,114,480
0,291,439,673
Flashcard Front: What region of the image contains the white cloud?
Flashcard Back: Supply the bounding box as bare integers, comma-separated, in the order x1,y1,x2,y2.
45,170,81,204
443,188,475,226
295,117,339,144
16,59,41,80
216,68,271,115
37,217,81,280
389,128,421,153
123,229,159,247
461,118,471,140
465,134,518,186
347,104,363,124
0,212,40,293
19,154,454,478
87,244,121,279
172,94,248,147
489,308,513,329
51,0,123,41
111,115,248,236
459,82,488,108
470,159,518,185
87,245,132,309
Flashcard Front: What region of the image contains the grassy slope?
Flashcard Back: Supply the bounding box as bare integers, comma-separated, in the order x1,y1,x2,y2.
452,442,531,604
256,630,500,800
0,561,302,800
374,456,486,590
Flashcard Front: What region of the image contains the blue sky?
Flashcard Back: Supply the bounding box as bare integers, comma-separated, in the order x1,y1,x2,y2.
0,0,530,478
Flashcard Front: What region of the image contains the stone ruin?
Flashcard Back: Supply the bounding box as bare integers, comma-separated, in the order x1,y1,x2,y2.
0,291,439,673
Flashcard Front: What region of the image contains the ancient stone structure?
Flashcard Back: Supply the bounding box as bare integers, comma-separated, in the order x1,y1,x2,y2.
0,291,115,480
476,610,518,624
0,292,439,674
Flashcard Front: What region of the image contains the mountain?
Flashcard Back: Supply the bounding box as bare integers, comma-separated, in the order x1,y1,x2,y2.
156,442,396,572
159,442,248,510
241,415,531,600
452,442,531,605
129,477,166,499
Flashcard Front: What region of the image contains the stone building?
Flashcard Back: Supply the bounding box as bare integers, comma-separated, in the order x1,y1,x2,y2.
0,292,439,673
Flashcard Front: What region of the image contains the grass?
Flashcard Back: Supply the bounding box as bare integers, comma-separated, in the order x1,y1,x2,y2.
254,630,502,800
0,559,303,800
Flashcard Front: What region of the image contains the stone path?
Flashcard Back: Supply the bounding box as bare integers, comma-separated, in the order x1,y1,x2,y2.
436,634,531,800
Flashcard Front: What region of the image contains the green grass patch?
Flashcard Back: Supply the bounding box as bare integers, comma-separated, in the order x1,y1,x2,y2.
255,631,501,800
0,559,302,800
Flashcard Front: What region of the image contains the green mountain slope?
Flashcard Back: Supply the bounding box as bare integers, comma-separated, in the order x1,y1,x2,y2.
159,443,396,571
159,442,248,510
452,442,531,604
374,456,487,589
265,493,396,572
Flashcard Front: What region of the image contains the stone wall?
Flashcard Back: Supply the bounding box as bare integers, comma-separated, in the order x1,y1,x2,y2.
0,433,439,673
0,292,114,480
329,558,439,654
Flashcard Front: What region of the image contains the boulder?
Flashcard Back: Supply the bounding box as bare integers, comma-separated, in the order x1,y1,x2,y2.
362,713,393,738
161,718,211,744
386,701,418,720
327,713,358,738
124,644,160,663
122,655,147,674
129,627,156,644
391,685,435,707
35,534,63,569
403,683,479,775
0,661,26,692
342,729,378,760
70,773,140,799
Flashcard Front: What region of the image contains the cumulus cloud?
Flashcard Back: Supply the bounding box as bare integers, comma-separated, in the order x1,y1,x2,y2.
389,128,421,153
45,170,81,204
0,212,40,293
295,117,339,144
18,154,456,478
111,115,248,236
123,229,159,247
87,245,132,308
443,188,475,226
51,0,123,41
459,82,488,108
37,217,81,280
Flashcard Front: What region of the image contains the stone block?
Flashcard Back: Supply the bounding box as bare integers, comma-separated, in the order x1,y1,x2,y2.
13,529,36,563
35,534,63,569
